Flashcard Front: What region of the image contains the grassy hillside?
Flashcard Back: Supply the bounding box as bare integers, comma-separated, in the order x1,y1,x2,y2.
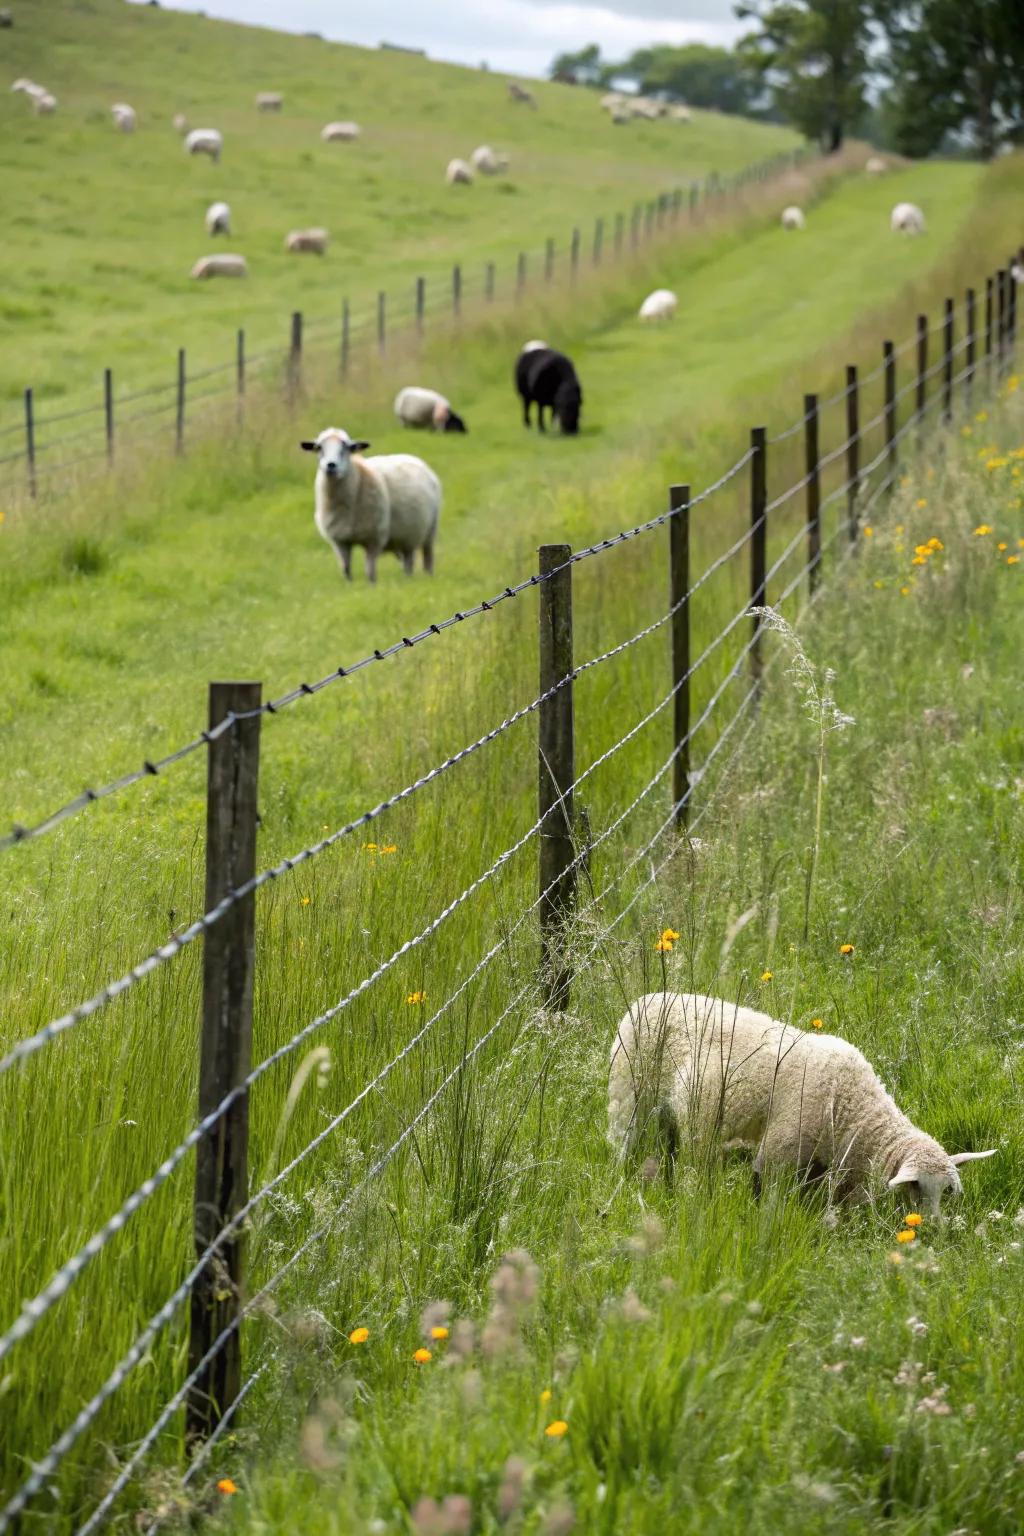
0,0,797,411
0,147,1022,1530
196,378,1024,1536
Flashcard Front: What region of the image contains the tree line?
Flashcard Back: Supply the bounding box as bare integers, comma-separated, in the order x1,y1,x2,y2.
549,1,1023,160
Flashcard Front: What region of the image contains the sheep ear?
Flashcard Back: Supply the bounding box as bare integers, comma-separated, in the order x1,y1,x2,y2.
887,1162,920,1189
349,440,370,453
300,440,319,451
950,1149,998,1166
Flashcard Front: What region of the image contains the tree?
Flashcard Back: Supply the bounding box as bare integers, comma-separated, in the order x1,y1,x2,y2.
874,0,1024,159
735,0,874,151
617,43,759,116
548,43,604,85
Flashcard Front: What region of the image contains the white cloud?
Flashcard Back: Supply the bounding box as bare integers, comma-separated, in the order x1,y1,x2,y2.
143,0,744,77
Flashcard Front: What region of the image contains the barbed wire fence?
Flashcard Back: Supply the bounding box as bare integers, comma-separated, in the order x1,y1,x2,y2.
0,262,1018,1535
0,144,821,504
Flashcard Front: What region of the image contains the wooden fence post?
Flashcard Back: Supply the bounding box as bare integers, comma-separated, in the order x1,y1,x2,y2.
289,311,303,400
24,386,36,500
631,204,640,248
187,680,262,1444
537,545,575,1011
805,393,821,592
176,347,186,455
915,314,928,442
750,427,767,689
965,288,976,406
452,264,462,317
104,367,114,467
236,328,245,424
377,292,386,355
883,339,897,486
669,484,690,827
644,202,655,240
942,298,954,420
689,184,699,221
672,187,682,222
592,217,603,266
570,227,580,279
517,251,526,297
485,262,495,302
997,268,1007,375
1009,257,1018,354
341,300,350,379
416,276,425,333
985,274,994,383
845,364,859,543
544,239,554,283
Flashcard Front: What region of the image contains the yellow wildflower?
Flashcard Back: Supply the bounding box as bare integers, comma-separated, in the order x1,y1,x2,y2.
431,1326,449,1341
998,542,1008,551
904,1214,922,1227
873,579,884,589
911,555,927,566
363,842,378,853
760,970,773,982
217,1479,239,1496
540,1388,553,1404
1008,556,1020,565
915,499,928,510
662,927,680,942
1018,538,1024,549
406,991,426,1005
349,1326,369,1344
973,525,993,536
900,586,910,596
654,938,673,953
896,1228,916,1244
301,895,311,906
811,1018,823,1030
926,538,943,551
895,524,904,534
544,1421,569,1439
914,543,929,555
975,410,988,422
380,843,397,855
414,1348,432,1364
987,457,1009,471
839,943,855,956
863,525,874,538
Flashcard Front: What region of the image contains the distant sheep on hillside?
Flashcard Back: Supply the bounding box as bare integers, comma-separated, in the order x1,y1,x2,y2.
112,103,137,132
286,228,328,254
185,128,222,162
446,158,473,185
781,205,806,230
34,92,57,114
508,81,536,107
394,386,467,433
471,144,508,175
866,155,887,174
190,253,248,279
256,91,283,111
205,200,231,235
891,201,925,235
172,112,188,135
638,288,678,321
321,121,359,142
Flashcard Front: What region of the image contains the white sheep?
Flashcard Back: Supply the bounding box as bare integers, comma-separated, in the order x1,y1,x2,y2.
470,144,508,175
638,288,678,321
256,91,283,111
205,200,231,236
446,158,474,186
866,155,887,174
285,228,328,254
610,106,631,125
891,201,925,235
12,77,41,95
668,104,692,122
1010,259,1023,287
600,92,624,111
394,387,467,434
172,112,189,135
781,205,806,231
608,992,997,1214
185,128,222,162
300,428,441,582
321,121,360,142
111,103,136,132
190,253,248,279
34,92,57,115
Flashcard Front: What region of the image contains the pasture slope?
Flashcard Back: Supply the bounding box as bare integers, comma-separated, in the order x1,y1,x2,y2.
0,0,798,407
0,10,1023,1524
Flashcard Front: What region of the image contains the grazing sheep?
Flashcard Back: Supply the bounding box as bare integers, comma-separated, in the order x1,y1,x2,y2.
638,288,678,321
866,155,887,174
12,77,40,95
470,144,508,174
111,103,137,132
600,92,624,111
668,104,692,122
781,205,806,231
610,106,631,125
33,92,57,114
172,112,188,135
256,91,283,111
321,121,359,142
515,346,582,436
394,386,467,434
205,200,231,235
446,157,474,185
507,81,536,107
190,253,248,279
891,201,926,234
300,428,441,581
285,228,328,254
185,127,222,162
608,992,997,1214
0,11,13,27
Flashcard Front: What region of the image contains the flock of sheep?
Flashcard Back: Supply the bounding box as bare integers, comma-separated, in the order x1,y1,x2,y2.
780,158,927,238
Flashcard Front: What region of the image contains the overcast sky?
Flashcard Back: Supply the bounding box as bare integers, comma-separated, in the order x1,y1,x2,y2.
144,0,746,78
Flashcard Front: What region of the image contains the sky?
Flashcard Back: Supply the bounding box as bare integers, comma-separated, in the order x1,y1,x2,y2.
142,0,747,79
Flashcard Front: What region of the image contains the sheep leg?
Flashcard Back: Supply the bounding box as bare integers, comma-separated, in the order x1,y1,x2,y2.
332,541,353,581
422,542,434,575
402,552,415,576
522,398,531,428
538,405,546,433
365,547,378,584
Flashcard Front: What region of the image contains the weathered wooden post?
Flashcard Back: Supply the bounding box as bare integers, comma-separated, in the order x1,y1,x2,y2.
236,328,245,423
537,546,575,1011
592,217,603,266
985,274,994,383
631,204,641,248
452,263,462,317
614,213,624,258
485,262,496,302
289,310,303,399
340,300,350,379
544,239,554,283
376,292,386,355
942,298,953,420
915,313,928,442
104,367,114,467
805,393,821,592
570,227,580,279
669,484,690,827
416,276,425,333
1009,256,1018,354
965,287,976,406
689,184,699,220
517,251,527,297
176,347,186,455
997,268,1008,375
845,364,859,543
883,339,897,485
187,680,262,1444
24,386,36,500
750,426,767,689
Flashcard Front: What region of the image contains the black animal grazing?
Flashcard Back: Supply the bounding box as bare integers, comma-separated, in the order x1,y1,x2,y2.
515,347,583,436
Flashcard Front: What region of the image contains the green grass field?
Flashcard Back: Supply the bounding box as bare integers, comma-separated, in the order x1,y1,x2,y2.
0,0,798,413
3,5,1024,1529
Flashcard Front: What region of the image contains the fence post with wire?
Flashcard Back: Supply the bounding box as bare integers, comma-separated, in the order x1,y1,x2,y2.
669,483,690,828
749,426,767,688
537,543,576,1010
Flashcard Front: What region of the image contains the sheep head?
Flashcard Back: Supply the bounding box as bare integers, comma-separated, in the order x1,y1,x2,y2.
300,429,370,479
889,1148,997,1216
